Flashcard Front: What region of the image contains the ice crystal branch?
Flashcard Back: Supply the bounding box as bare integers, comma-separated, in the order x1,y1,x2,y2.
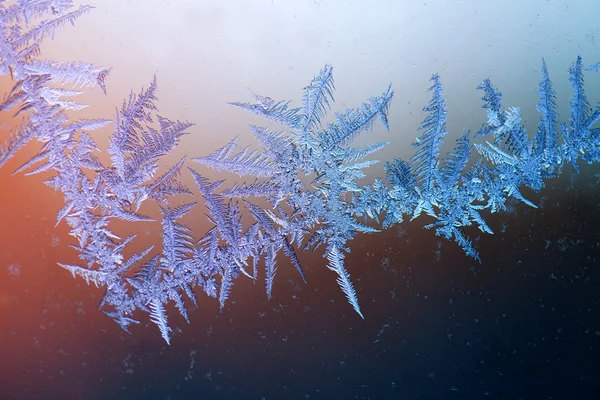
2,2,600,344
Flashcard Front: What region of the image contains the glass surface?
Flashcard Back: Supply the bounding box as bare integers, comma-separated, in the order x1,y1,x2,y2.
1,1,599,399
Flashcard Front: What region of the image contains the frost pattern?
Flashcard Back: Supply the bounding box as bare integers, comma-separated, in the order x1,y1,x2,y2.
2,2,600,344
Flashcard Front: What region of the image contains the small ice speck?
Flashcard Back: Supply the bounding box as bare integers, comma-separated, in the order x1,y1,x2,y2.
7,264,21,277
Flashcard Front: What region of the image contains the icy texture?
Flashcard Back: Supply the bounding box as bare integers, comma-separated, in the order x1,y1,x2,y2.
1,1,600,343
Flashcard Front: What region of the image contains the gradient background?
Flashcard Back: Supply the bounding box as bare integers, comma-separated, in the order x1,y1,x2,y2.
1,0,600,399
